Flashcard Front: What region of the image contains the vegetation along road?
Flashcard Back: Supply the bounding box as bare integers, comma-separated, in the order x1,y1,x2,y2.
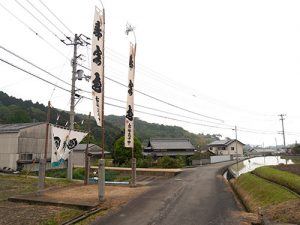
91,161,243,225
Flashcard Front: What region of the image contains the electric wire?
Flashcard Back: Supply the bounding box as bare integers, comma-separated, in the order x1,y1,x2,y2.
0,45,71,87
3,57,300,136
38,0,74,36
25,0,70,38
15,0,63,42
0,3,292,135
2,45,231,127
0,58,69,93
77,63,224,122
0,2,70,61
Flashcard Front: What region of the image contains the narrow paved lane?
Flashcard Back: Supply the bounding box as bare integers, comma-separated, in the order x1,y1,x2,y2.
91,161,243,225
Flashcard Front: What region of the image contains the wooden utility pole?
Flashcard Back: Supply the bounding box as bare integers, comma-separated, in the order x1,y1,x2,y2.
38,101,51,192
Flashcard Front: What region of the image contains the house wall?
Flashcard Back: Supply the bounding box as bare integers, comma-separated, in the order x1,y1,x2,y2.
0,133,19,170
208,141,244,156
73,151,86,166
227,142,243,155
18,123,51,160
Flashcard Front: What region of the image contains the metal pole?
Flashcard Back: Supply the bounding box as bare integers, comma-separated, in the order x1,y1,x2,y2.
84,112,91,185
38,101,51,192
68,34,78,180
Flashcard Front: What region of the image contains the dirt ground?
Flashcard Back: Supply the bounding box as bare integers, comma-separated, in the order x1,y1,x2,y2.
0,180,149,225
274,164,300,176
264,199,300,224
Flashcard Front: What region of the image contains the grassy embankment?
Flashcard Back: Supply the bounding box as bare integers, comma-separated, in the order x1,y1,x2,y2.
252,166,300,194
231,166,300,223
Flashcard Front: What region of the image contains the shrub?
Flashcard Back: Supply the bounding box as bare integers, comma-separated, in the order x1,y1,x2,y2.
157,156,184,168
137,156,154,168
113,136,143,165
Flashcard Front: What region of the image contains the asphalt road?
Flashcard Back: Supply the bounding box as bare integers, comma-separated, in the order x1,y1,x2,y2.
91,161,243,225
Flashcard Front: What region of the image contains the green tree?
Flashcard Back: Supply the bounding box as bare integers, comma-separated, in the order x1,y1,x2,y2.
113,136,143,165
8,105,30,123
292,144,300,154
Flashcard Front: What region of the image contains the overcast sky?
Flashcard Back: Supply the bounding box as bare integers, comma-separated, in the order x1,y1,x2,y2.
1,0,300,147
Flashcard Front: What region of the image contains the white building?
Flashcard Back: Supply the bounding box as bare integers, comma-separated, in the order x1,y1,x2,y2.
207,139,244,156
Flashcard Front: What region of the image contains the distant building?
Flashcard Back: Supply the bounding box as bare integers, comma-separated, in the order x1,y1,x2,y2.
248,148,278,156
72,144,110,166
0,122,51,171
143,138,195,157
207,139,244,156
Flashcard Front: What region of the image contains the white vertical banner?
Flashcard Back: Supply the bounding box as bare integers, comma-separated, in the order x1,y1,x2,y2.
125,43,136,148
91,7,105,126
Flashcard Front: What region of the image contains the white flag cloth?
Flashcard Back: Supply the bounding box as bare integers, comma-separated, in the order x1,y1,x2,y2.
51,125,87,167
91,7,105,126
125,43,136,148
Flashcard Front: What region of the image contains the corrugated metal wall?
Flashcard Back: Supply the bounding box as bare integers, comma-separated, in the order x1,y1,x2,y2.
18,123,52,159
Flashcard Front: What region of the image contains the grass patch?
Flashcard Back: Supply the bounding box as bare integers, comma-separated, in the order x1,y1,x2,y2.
0,174,75,201
253,166,300,194
232,173,297,211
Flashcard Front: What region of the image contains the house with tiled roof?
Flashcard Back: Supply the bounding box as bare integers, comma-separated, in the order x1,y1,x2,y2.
143,138,195,157
207,139,244,156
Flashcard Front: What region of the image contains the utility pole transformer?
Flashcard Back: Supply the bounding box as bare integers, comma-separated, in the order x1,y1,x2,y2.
279,114,286,152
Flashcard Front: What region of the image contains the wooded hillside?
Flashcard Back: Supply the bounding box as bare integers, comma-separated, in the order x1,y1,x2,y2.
0,91,220,151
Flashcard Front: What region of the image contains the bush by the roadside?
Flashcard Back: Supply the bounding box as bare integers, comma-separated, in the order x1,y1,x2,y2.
156,156,184,168
137,156,154,168
252,166,300,195
44,168,129,182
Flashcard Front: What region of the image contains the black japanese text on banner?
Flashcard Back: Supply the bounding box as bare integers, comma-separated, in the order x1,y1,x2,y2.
91,7,105,126
51,125,87,167
125,43,136,148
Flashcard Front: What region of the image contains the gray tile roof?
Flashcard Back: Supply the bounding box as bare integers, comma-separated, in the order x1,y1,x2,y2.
0,122,44,133
148,138,195,150
143,151,195,156
208,140,233,146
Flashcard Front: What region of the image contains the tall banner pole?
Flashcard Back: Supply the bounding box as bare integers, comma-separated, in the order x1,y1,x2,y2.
125,25,137,187
38,100,51,193
91,6,105,201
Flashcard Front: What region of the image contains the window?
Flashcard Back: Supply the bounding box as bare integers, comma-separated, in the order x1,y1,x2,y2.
231,147,235,151
20,153,33,161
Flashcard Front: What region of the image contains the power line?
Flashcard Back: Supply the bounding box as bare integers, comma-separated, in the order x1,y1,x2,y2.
25,0,70,39
2,45,231,127
0,45,71,87
15,0,63,41
77,63,224,122
3,57,300,137
38,0,74,36
0,57,69,93
0,2,70,60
